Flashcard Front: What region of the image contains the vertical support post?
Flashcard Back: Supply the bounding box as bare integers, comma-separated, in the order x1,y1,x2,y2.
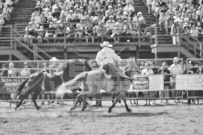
33,46,36,60
200,42,202,58
64,23,68,59
10,26,13,49
154,17,158,61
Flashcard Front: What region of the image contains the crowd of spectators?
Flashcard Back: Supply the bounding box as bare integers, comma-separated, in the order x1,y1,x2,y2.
146,0,203,44
24,0,147,43
0,0,18,34
139,57,203,105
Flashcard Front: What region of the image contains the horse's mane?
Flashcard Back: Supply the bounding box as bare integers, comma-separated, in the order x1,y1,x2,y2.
126,58,141,74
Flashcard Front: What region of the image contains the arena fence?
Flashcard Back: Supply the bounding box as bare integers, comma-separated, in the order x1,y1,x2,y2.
0,58,203,107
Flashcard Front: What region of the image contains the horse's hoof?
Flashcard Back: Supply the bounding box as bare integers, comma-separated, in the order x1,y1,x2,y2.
36,106,41,110
92,105,98,107
69,107,75,112
108,108,112,113
127,109,132,113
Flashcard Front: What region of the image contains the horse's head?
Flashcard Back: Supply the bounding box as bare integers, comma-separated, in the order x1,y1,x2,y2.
120,58,141,77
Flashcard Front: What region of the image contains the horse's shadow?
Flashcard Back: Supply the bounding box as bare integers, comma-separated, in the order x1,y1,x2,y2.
99,112,168,118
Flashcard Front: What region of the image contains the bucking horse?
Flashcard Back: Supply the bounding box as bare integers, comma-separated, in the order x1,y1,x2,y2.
14,59,92,110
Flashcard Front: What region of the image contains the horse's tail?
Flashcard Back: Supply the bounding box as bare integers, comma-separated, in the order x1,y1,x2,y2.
15,78,29,99
55,71,88,98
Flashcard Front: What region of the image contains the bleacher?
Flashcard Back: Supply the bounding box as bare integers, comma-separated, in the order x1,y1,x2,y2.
0,0,203,61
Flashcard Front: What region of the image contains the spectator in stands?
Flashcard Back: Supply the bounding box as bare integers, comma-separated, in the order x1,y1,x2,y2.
187,61,198,74
165,12,174,35
66,24,75,43
20,62,31,77
187,60,199,104
105,5,114,19
0,64,8,77
36,25,45,43
122,19,132,42
190,25,199,39
106,15,115,36
0,12,4,34
137,12,146,29
45,22,57,43
82,17,94,43
159,12,166,31
169,57,183,103
111,22,122,43
8,62,19,77
146,0,154,14
94,21,106,42
24,22,37,43
132,14,139,30
171,19,180,45
141,62,154,106
159,61,170,104
123,1,135,14
75,21,83,42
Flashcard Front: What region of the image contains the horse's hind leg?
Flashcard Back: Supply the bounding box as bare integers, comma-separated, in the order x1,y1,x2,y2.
121,93,131,113
108,94,121,113
32,89,41,110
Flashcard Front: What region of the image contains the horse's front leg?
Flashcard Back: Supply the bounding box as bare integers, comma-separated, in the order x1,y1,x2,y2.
108,93,121,113
81,93,88,112
15,98,24,110
69,93,82,111
121,92,131,113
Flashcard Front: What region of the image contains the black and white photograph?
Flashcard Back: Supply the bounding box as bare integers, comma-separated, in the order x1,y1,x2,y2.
0,0,203,134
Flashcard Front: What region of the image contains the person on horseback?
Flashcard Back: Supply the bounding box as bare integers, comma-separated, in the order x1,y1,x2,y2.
95,41,130,89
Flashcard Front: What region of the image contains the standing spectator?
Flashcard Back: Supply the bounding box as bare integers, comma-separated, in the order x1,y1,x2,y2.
168,57,183,103
146,0,154,14
8,62,18,77
159,61,171,104
8,62,19,100
187,60,198,104
20,62,31,77
137,12,146,29
142,62,154,106
165,12,174,34
1,64,8,77
159,12,166,31
171,20,181,45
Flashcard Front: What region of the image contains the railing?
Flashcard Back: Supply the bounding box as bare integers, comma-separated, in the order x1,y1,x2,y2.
10,28,52,60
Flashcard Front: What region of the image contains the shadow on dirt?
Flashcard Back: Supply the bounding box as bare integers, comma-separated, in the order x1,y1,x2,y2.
99,112,169,117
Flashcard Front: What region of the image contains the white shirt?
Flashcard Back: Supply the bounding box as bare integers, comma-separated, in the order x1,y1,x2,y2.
141,68,154,75
95,47,122,66
168,64,183,74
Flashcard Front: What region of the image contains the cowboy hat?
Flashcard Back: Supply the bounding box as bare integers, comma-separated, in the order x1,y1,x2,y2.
49,57,59,62
100,41,113,48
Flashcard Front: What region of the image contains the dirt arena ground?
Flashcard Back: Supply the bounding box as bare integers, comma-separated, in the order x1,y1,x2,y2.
0,100,203,135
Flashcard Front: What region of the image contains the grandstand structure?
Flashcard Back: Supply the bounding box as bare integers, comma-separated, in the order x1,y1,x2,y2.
0,0,202,61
